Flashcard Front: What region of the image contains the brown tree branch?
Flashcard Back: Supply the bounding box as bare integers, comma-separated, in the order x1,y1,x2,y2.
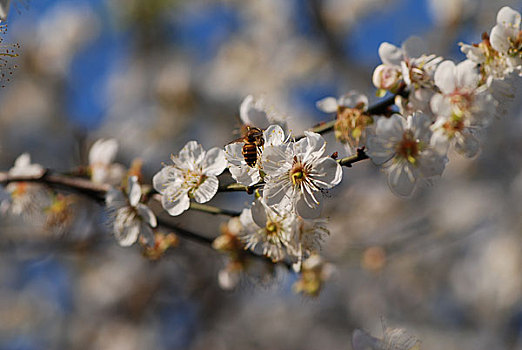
0,170,292,269
298,90,405,140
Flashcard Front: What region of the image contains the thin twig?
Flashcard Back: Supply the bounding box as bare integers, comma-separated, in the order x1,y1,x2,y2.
338,148,370,167
0,170,292,269
297,91,403,140
189,202,241,217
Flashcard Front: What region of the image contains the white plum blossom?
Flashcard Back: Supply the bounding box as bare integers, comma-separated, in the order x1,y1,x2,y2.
225,124,287,186
9,153,45,178
290,217,329,272
460,37,512,81
490,6,522,72
459,8,522,113
293,253,334,296
239,198,296,262
373,37,442,115
106,176,157,247
89,138,126,186
153,141,227,216
367,113,447,197
316,91,373,153
262,131,343,218
430,60,496,157
460,38,520,116
316,91,368,114
5,153,50,216
239,95,287,130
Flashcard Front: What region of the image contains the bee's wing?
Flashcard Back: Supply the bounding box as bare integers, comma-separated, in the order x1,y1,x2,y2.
352,329,384,350
225,137,245,146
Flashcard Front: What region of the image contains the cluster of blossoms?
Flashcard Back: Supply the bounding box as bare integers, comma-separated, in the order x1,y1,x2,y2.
316,6,521,197
1,6,520,295
152,94,342,269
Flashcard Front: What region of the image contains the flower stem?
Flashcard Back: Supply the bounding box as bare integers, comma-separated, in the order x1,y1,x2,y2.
338,148,369,167
298,90,407,140
189,202,241,217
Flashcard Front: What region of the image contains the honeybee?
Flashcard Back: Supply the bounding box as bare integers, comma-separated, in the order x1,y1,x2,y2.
229,126,264,167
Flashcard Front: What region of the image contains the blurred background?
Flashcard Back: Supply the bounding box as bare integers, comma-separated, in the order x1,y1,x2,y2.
1,0,522,349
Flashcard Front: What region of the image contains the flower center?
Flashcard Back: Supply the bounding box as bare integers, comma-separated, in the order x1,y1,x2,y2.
12,182,27,197
266,221,278,235
396,130,420,165
443,115,465,137
335,107,373,148
290,158,308,186
264,220,282,244
184,170,207,198
508,30,522,57
449,90,474,114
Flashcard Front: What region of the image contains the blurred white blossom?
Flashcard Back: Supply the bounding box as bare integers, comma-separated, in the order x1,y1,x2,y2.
373,37,442,114
89,138,126,186
490,6,522,72
316,91,372,153
4,153,51,217
106,176,156,247
367,113,446,197
239,197,295,263
430,60,495,157
239,95,287,130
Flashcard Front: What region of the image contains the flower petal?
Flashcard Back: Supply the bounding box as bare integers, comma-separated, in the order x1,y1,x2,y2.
497,6,521,28
105,187,126,209
387,161,417,197
296,131,326,161
153,166,182,194
261,144,291,176
240,95,270,128
311,157,342,189
176,141,204,169
296,194,322,219
430,93,451,116
115,220,140,247
202,147,227,176
409,113,431,143
239,207,255,229
376,114,405,141
338,92,368,109
378,42,403,66
127,176,141,207
89,139,118,166
455,60,479,90
401,36,426,58
430,128,450,156
139,224,155,246
229,165,261,186
434,60,457,94
162,187,190,216
263,175,292,208
418,149,446,177
264,125,285,146
137,203,157,228
316,97,338,113
193,176,219,203
455,132,480,158
251,199,267,228
490,24,511,53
